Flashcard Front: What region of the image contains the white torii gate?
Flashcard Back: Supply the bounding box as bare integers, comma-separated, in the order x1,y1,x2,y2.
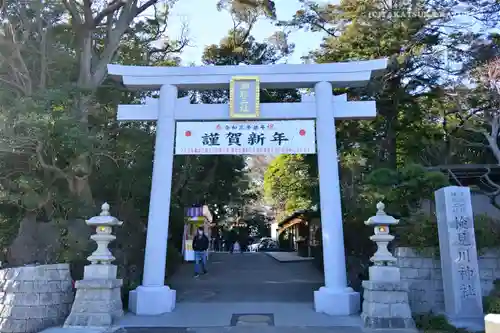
107,59,388,316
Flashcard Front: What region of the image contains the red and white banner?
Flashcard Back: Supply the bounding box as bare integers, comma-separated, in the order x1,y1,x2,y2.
174,120,316,155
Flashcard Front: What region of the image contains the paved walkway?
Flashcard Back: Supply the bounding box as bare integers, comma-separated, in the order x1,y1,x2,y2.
118,302,362,328
118,252,364,329
168,252,323,303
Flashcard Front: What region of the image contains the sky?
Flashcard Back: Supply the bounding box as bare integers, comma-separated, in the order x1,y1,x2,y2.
166,0,328,65
164,0,496,75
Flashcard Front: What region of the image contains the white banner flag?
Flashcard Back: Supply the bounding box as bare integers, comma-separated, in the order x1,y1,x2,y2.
175,120,316,155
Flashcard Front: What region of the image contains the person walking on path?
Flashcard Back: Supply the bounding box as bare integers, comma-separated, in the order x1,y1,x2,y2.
228,229,237,253
238,231,249,253
233,239,241,253
192,226,209,278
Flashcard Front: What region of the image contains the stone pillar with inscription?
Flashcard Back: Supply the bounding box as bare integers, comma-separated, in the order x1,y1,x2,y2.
435,186,484,331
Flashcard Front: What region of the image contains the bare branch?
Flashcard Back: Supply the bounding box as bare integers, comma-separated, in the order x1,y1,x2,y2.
35,142,69,181
62,0,83,25
137,0,160,15
481,168,500,190
149,20,190,56
82,0,95,27
454,137,488,148
94,0,126,26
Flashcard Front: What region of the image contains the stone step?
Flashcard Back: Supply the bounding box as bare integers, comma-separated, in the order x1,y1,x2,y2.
120,327,363,333
41,325,419,333
120,327,418,333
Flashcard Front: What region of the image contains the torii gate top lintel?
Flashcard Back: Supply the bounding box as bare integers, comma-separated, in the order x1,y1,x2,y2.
107,58,388,90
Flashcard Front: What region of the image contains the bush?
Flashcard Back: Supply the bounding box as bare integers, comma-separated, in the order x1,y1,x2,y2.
363,164,449,217
414,314,470,333
484,279,500,313
166,243,182,277
484,295,500,313
396,213,500,254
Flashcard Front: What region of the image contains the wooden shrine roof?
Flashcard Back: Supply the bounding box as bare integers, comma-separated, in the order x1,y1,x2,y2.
427,164,500,192
277,209,320,235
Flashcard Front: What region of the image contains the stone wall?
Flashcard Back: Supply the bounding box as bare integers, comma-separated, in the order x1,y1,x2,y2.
0,264,74,333
395,247,500,314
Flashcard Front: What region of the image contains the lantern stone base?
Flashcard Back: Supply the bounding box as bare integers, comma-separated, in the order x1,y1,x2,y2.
128,285,176,315
361,281,416,330
64,268,123,328
314,286,360,315
369,265,401,282
84,264,117,279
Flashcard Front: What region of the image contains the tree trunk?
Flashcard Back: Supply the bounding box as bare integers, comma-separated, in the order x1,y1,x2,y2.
68,152,95,217
7,213,61,266
378,76,401,169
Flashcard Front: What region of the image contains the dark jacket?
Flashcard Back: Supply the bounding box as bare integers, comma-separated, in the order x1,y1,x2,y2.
192,234,209,251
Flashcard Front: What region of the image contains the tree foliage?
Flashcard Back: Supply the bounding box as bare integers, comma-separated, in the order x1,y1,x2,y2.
0,0,248,278
264,155,318,218
264,0,500,214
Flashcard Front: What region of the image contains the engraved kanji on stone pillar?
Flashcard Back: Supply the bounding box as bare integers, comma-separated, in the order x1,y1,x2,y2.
435,186,483,331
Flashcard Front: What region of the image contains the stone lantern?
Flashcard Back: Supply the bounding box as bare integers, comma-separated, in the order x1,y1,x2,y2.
86,202,123,266
64,203,124,328
364,202,400,282
361,202,415,330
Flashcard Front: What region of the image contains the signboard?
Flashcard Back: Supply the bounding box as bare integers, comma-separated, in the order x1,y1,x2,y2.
229,76,260,118
186,206,203,218
175,120,316,155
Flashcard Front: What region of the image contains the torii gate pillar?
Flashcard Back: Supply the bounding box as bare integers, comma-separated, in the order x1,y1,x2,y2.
313,80,357,314
108,59,388,316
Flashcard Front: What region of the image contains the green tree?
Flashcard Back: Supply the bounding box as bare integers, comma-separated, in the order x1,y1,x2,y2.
0,0,188,266
264,154,318,218
218,0,277,20
281,0,498,169
363,164,449,217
